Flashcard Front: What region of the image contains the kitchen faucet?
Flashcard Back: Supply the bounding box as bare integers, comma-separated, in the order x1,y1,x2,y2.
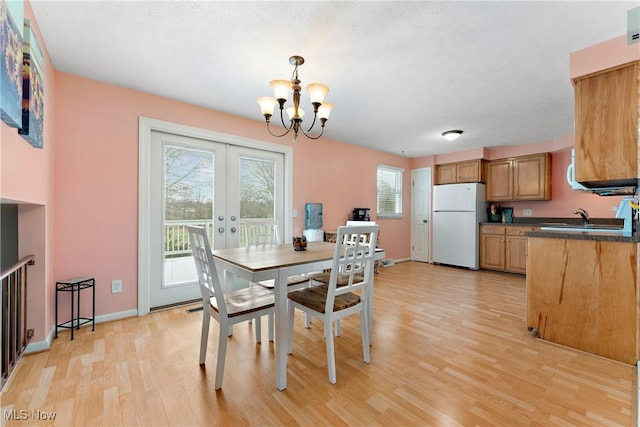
573,208,590,226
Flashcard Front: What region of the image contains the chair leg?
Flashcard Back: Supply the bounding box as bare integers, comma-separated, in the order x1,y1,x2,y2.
199,312,211,364
304,312,312,328
215,323,228,390
287,302,295,354
335,319,341,336
324,319,337,384
361,310,371,363
255,316,262,343
268,313,274,342
304,281,312,328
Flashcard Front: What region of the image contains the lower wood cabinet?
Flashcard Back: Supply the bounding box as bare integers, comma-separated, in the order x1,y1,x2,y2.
480,225,536,274
527,237,637,364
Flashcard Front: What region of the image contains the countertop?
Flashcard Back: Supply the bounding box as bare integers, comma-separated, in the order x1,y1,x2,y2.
481,217,639,242
526,229,639,242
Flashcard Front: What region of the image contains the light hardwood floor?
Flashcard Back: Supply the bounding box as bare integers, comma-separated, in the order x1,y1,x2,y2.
1,262,635,426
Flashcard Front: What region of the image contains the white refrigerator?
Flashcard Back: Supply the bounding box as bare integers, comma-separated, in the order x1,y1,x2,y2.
432,183,487,270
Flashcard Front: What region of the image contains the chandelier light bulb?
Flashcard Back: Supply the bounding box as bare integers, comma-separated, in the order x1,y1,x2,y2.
317,102,333,120
256,96,277,116
270,80,293,101
307,83,330,104
286,106,305,121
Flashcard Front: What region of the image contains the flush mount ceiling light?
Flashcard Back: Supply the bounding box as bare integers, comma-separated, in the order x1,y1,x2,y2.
257,55,333,141
442,130,463,141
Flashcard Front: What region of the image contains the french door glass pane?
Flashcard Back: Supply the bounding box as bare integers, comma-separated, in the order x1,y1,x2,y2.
238,157,276,246
163,145,214,287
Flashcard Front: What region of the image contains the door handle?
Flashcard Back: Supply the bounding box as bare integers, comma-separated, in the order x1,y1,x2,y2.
218,227,225,234
230,226,237,233
422,219,428,223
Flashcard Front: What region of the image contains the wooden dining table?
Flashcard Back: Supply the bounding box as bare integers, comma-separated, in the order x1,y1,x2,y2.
212,241,385,391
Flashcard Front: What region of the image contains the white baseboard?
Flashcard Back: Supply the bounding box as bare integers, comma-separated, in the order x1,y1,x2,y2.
24,309,138,355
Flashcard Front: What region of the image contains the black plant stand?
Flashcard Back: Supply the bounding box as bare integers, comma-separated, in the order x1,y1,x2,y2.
55,277,95,340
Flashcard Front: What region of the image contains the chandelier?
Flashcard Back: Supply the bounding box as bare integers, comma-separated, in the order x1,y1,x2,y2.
257,55,333,141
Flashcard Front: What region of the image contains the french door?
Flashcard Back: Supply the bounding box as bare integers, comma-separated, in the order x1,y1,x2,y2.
147,130,285,309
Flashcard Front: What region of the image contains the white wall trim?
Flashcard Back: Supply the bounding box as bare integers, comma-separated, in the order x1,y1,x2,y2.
138,117,293,315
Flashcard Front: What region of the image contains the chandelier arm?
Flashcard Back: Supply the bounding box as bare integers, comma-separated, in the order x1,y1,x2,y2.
305,111,318,133
277,104,291,130
266,121,292,138
301,125,324,140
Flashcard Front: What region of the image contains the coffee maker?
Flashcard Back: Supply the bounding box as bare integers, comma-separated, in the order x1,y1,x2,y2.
351,208,371,221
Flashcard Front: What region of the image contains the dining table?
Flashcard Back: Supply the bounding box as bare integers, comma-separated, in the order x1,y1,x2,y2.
211,241,385,391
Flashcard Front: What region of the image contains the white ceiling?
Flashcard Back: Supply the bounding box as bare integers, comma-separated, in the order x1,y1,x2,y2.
30,1,637,158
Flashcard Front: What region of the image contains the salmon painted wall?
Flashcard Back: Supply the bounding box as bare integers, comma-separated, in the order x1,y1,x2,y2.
569,35,640,79
0,1,56,344
53,72,411,319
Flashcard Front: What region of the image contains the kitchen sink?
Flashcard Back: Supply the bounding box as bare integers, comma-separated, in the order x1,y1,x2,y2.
539,224,627,234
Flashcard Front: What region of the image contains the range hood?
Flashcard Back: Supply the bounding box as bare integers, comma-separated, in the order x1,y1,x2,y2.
579,185,638,197
567,150,638,196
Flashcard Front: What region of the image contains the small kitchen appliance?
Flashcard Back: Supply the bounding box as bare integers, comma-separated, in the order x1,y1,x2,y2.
352,208,370,221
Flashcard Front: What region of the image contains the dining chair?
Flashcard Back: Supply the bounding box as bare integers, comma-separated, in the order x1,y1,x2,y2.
243,220,310,291
187,225,275,390
287,224,379,384
244,219,312,327
306,221,376,334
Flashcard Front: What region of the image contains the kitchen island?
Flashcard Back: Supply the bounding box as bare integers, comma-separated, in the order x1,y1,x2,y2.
525,229,639,364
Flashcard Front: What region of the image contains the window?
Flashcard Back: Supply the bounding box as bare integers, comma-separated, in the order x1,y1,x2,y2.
377,165,403,219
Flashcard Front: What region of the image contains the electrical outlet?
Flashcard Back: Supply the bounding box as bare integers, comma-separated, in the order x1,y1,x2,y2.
111,279,122,294
522,209,532,217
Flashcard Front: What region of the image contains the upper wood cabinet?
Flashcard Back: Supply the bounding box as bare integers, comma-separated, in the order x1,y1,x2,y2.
486,153,551,201
485,159,513,201
574,61,639,187
435,159,486,185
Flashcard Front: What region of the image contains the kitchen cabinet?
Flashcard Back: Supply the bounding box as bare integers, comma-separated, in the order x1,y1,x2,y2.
527,236,637,364
435,159,485,185
486,153,551,201
480,225,536,274
505,227,530,274
485,160,512,201
574,61,639,187
480,225,506,270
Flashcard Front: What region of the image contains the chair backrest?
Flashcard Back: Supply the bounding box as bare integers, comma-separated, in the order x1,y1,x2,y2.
187,226,228,317
243,220,280,247
344,221,377,245
325,224,379,312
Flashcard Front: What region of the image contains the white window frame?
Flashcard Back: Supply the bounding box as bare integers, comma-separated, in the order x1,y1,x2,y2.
377,164,403,219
